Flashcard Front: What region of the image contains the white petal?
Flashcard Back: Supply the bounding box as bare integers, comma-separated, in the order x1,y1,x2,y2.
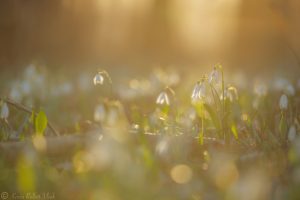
156,92,170,106
156,93,164,104
94,104,106,122
288,125,297,142
285,84,295,96
279,94,288,110
163,93,170,105
191,84,200,99
93,73,104,85
208,69,219,84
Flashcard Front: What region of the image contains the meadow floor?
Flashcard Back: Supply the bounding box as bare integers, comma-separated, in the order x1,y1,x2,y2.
1,65,300,200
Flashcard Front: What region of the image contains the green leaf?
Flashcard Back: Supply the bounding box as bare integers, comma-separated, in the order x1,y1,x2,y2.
279,115,287,140
160,105,170,116
194,101,205,118
35,111,48,135
198,131,204,145
231,123,238,140
30,111,35,124
141,145,154,169
203,103,221,131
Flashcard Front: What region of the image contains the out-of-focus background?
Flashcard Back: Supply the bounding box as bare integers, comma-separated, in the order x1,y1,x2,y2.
2,2,300,199
0,0,300,72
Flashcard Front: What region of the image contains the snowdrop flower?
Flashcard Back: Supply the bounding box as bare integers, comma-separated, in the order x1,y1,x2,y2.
208,67,220,84
279,94,288,110
156,91,170,106
0,102,9,119
288,125,297,142
93,72,105,85
225,86,238,102
191,81,206,102
273,77,289,91
9,84,22,102
107,108,119,125
156,138,169,156
94,104,106,122
20,80,32,95
284,84,295,96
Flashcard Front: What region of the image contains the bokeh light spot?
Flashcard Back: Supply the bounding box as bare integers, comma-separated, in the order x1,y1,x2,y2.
170,164,193,184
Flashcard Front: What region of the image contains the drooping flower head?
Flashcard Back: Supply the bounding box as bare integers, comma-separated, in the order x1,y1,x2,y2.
94,104,106,122
284,84,295,96
156,86,175,106
156,91,170,106
191,80,206,103
279,94,288,110
224,86,238,102
288,125,297,142
208,66,220,84
93,70,112,86
93,72,105,85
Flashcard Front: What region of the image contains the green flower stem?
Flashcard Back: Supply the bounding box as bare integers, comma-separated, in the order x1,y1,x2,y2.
201,112,204,144
220,66,226,143
102,70,114,99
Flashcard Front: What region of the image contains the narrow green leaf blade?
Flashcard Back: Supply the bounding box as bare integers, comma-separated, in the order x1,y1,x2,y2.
203,103,221,130
198,131,204,145
279,116,287,140
35,111,48,135
231,123,238,140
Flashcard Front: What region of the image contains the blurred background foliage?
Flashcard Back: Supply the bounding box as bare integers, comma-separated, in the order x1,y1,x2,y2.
0,0,299,73
1,1,300,199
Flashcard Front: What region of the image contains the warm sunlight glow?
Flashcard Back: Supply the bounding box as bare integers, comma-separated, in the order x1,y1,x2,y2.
170,164,193,184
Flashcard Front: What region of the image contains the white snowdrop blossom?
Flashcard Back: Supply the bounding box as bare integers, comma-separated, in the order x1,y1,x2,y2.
208,67,220,84
284,84,295,96
94,104,106,122
225,86,238,102
20,80,32,95
156,138,169,156
156,91,170,106
9,84,22,102
0,102,9,119
288,125,297,142
279,94,288,110
93,72,105,85
191,81,206,102
107,108,119,125
273,77,289,91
